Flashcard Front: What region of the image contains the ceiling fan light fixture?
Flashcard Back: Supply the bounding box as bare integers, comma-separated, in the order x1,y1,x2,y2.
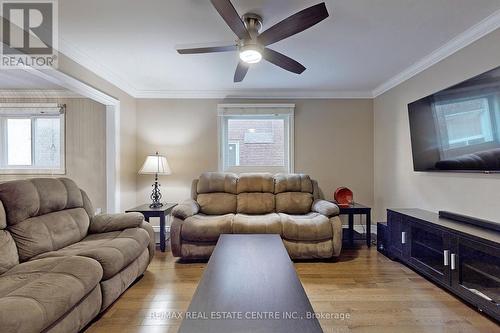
177,1,329,82
239,45,262,64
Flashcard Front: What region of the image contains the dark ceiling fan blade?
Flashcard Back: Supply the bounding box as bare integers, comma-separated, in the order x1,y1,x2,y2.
234,61,249,82
263,48,306,74
177,44,238,54
258,2,329,46
210,0,251,40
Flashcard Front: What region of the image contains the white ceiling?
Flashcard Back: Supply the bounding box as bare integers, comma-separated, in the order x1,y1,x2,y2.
11,1,500,97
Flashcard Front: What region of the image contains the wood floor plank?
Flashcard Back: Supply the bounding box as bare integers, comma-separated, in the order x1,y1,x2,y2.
84,246,499,333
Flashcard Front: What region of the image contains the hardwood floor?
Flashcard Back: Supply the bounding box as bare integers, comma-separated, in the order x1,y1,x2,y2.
85,246,499,333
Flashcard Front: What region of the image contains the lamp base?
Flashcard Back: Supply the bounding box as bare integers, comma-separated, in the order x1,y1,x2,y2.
149,174,163,209
149,202,164,209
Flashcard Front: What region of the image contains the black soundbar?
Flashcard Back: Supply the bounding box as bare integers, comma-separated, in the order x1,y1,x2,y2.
439,211,500,232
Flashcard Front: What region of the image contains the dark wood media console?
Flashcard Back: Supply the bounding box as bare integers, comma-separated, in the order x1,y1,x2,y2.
386,209,500,321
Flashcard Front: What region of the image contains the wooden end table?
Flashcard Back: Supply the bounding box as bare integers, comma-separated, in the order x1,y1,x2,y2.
331,202,372,247
125,203,177,252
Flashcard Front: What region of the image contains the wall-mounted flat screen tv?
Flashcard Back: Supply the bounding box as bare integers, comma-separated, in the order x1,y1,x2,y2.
408,65,500,173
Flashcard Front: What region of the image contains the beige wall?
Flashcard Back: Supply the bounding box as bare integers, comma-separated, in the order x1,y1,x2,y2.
57,55,138,211
136,99,374,225
373,29,500,222
0,98,107,211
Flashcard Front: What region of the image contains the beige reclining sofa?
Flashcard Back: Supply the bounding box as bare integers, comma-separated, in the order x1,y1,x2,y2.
171,173,342,260
0,178,155,333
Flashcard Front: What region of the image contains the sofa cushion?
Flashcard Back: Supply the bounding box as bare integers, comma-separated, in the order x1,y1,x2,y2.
197,172,238,194
0,201,19,275
31,228,149,280
0,178,84,226
274,174,313,194
0,178,90,262
275,192,313,214
237,193,275,214
237,173,274,193
100,249,149,311
197,193,237,215
233,213,282,235
0,230,19,275
0,200,6,229
181,214,233,242
0,256,102,333
8,208,90,262
283,239,334,259
280,212,332,241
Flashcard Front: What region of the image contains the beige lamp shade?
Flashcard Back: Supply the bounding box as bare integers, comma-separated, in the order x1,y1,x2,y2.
139,153,172,175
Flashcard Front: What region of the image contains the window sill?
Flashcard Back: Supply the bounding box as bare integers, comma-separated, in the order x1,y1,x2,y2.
0,168,66,175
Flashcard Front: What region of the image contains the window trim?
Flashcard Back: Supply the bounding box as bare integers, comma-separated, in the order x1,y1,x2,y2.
0,103,66,175
217,103,295,173
228,141,240,166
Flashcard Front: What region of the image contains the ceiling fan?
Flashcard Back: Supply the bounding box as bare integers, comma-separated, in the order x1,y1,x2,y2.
176,0,329,82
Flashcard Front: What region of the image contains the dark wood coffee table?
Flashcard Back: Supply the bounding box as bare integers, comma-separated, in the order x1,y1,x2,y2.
178,234,322,333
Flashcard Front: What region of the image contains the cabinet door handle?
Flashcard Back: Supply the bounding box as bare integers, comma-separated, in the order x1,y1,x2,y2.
450,253,456,270
401,231,407,244
443,250,449,266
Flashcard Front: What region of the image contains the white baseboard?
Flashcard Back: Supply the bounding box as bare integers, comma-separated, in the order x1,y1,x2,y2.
152,225,170,233
353,224,377,234
152,226,170,244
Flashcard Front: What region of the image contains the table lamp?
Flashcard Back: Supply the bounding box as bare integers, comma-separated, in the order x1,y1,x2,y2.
139,152,172,208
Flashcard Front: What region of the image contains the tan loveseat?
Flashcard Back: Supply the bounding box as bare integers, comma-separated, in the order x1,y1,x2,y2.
171,173,342,260
0,178,155,333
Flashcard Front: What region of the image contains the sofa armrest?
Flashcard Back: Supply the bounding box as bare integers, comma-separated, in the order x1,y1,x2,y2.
172,199,200,219
89,212,144,233
312,199,339,217
140,221,156,262
330,216,343,257
170,216,183,257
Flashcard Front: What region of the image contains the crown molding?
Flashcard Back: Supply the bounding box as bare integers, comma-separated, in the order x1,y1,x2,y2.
20,67,120,106
134,89,374,99
372,9,500,98
0,89,83,98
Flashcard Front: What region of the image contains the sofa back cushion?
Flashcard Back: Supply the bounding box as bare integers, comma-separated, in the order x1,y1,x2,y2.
275,192,313,214
236,173,275,214
0,200,19,274
237,193,275,214
274,174,313,214
274,174,313,194
0,178,90,261
237,173,274,193
197,193,237,215
196,173,237,215
194,172,315,215
197,172,237,194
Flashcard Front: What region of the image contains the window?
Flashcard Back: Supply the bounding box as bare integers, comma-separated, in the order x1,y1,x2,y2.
218,104,294,173
0,103,65,174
